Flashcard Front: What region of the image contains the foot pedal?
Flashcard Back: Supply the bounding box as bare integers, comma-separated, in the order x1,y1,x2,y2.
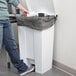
7,62,11,69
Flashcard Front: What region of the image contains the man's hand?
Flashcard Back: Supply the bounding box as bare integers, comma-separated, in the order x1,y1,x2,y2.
17,4,29,16
23,10,29,16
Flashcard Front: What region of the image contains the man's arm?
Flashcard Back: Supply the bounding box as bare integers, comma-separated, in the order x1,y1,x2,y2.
17,4,29,15
7,0,29,15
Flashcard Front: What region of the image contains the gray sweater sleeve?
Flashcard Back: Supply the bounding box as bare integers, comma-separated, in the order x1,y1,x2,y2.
7,0,20,7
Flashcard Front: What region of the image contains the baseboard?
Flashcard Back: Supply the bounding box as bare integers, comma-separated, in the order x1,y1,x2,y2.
53,60,76,76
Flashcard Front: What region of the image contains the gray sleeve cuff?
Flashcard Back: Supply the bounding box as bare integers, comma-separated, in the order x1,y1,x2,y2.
12,0,20,7
7,0,20,7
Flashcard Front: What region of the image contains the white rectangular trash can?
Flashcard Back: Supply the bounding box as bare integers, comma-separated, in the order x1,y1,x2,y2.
17,0,56,74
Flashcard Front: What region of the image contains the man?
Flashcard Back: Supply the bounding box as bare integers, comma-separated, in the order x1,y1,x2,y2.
0,0,34,76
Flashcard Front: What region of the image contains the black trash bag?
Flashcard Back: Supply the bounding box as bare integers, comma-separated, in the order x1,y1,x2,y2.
17,15,57,31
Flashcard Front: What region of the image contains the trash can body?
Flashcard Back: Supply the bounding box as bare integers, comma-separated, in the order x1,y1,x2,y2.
18,24,54,74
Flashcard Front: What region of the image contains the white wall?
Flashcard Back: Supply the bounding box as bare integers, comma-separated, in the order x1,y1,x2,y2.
53,0,76,70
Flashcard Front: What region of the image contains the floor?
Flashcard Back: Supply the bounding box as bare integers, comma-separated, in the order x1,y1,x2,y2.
0,48,71,76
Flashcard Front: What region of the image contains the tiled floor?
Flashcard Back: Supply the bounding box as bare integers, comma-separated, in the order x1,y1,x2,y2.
0,48,71,76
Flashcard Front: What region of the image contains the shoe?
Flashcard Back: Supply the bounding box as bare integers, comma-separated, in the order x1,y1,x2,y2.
20,65,34,76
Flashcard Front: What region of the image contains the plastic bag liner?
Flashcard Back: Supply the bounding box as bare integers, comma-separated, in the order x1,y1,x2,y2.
17,15,56,31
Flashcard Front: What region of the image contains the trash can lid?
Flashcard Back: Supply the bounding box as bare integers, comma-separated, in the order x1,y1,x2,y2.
25,0,55,16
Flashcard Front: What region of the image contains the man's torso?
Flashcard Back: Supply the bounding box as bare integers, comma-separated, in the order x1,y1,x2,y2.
0,0,9,20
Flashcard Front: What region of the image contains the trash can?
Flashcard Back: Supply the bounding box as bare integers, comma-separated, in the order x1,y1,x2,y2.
17,0,57,74
17,14,56,74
